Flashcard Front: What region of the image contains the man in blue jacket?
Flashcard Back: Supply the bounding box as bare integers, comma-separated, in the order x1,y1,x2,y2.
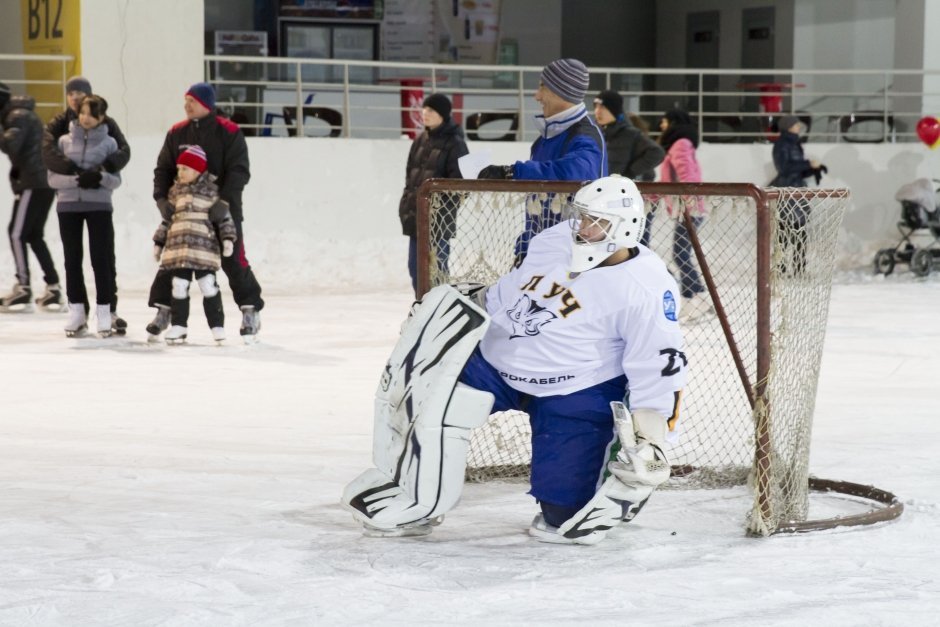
478,58,606,262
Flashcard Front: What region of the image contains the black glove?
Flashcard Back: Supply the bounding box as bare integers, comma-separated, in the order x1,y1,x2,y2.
812,164,828,186
77,170,102,189
156,198,174,220
477,164,513,180
102,156,120,174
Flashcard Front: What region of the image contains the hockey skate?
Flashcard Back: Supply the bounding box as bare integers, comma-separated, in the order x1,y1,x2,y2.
34,283,63,311
96,304,112,338
210,326,226,344
0,283,33,312
111,312,127,336
360,515,444,538
64,303,88,337
528,514,595,545
146,306,170,342
165,325,188,345
239,305,260,344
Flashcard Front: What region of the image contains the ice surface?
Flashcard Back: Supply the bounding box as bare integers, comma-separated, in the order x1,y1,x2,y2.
1,278,939,626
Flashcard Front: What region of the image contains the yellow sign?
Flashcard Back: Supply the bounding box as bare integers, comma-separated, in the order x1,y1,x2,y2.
20,0,81,121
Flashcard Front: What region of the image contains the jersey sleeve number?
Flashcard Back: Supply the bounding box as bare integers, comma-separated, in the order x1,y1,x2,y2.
660,348,687,377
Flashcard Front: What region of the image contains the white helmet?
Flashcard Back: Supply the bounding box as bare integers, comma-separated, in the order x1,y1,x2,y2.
565,175,646,273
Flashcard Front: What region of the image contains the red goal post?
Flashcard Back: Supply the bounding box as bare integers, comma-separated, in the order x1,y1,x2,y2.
416,179,902,536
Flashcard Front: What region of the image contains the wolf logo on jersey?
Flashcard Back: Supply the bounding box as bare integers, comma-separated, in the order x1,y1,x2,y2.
506,294,557,339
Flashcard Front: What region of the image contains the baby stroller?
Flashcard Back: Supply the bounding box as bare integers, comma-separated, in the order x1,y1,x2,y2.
873,178,940,276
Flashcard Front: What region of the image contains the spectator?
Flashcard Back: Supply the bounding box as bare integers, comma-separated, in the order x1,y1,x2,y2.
478,58,606,263
149,82,264,343
398,93,468,295
0,82,62,311
42,75,129,334
770,115,825,275
151,145,237,344
46,95,121,338
656,108,711,321
593,90,664,183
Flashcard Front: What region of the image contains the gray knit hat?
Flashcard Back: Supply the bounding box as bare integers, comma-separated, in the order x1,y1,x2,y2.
66,76,92,95
778,115,801,133
541,58,589,104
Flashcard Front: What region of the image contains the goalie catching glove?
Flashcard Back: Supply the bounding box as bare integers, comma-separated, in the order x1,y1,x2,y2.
529,402,671,545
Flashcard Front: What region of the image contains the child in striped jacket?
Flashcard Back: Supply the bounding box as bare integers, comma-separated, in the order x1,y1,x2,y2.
151,145,237,343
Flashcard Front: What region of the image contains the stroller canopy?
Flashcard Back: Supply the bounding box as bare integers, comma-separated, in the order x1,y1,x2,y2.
894,178,937,213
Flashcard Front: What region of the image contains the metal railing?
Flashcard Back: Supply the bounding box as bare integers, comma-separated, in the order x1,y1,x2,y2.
2,52,934,144
204,55,940,144
0,53,71,119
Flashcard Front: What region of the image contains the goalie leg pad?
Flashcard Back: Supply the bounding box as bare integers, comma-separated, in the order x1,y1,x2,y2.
342,385,493,531
341,285,493,533
536,403,671,545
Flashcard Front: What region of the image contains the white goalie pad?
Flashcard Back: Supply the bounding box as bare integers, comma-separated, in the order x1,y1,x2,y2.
341,285,494,532
544,403,671,545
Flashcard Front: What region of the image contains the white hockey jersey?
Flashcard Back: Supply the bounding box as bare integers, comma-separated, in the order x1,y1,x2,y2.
480,222,687,418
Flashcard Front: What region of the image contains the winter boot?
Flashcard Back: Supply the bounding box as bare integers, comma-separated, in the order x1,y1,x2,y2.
96,304,113,337
146,305,171,341
35,283,63,309
1,283,32,310
239,305,261,344
64,303,88,337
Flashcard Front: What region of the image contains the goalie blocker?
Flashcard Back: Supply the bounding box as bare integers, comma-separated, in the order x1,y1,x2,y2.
341,284,494,535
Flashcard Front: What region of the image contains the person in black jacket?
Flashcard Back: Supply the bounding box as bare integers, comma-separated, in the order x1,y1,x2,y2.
398,93,468,295
41,76,130,332
0,82,61,310
770,115,826,275
593,90,663,183
147,82,264,342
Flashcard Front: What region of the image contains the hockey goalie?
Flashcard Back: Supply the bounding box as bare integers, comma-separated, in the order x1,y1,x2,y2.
342,175,687,544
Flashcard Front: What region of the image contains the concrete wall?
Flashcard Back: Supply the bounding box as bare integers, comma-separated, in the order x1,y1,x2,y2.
0,137,934,296
655,0,796,70
562,0,656,68
500,0,562,65
0,2,25,83
79,0,204,137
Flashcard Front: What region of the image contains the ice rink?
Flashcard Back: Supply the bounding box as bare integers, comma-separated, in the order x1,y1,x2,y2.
1,276,939,626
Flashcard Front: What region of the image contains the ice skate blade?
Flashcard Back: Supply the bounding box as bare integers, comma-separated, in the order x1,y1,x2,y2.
98,331,113,338
1,303,35,314
361,523,434,538
146,333,162,343
241,334,259,345
165,337,188,345
65,325,89,338
528,514,605,545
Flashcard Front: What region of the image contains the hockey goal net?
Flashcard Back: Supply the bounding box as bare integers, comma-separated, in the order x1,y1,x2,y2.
416,179,900,536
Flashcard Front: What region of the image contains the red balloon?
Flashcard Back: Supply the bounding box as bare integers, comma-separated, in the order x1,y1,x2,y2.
916,116,940,148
